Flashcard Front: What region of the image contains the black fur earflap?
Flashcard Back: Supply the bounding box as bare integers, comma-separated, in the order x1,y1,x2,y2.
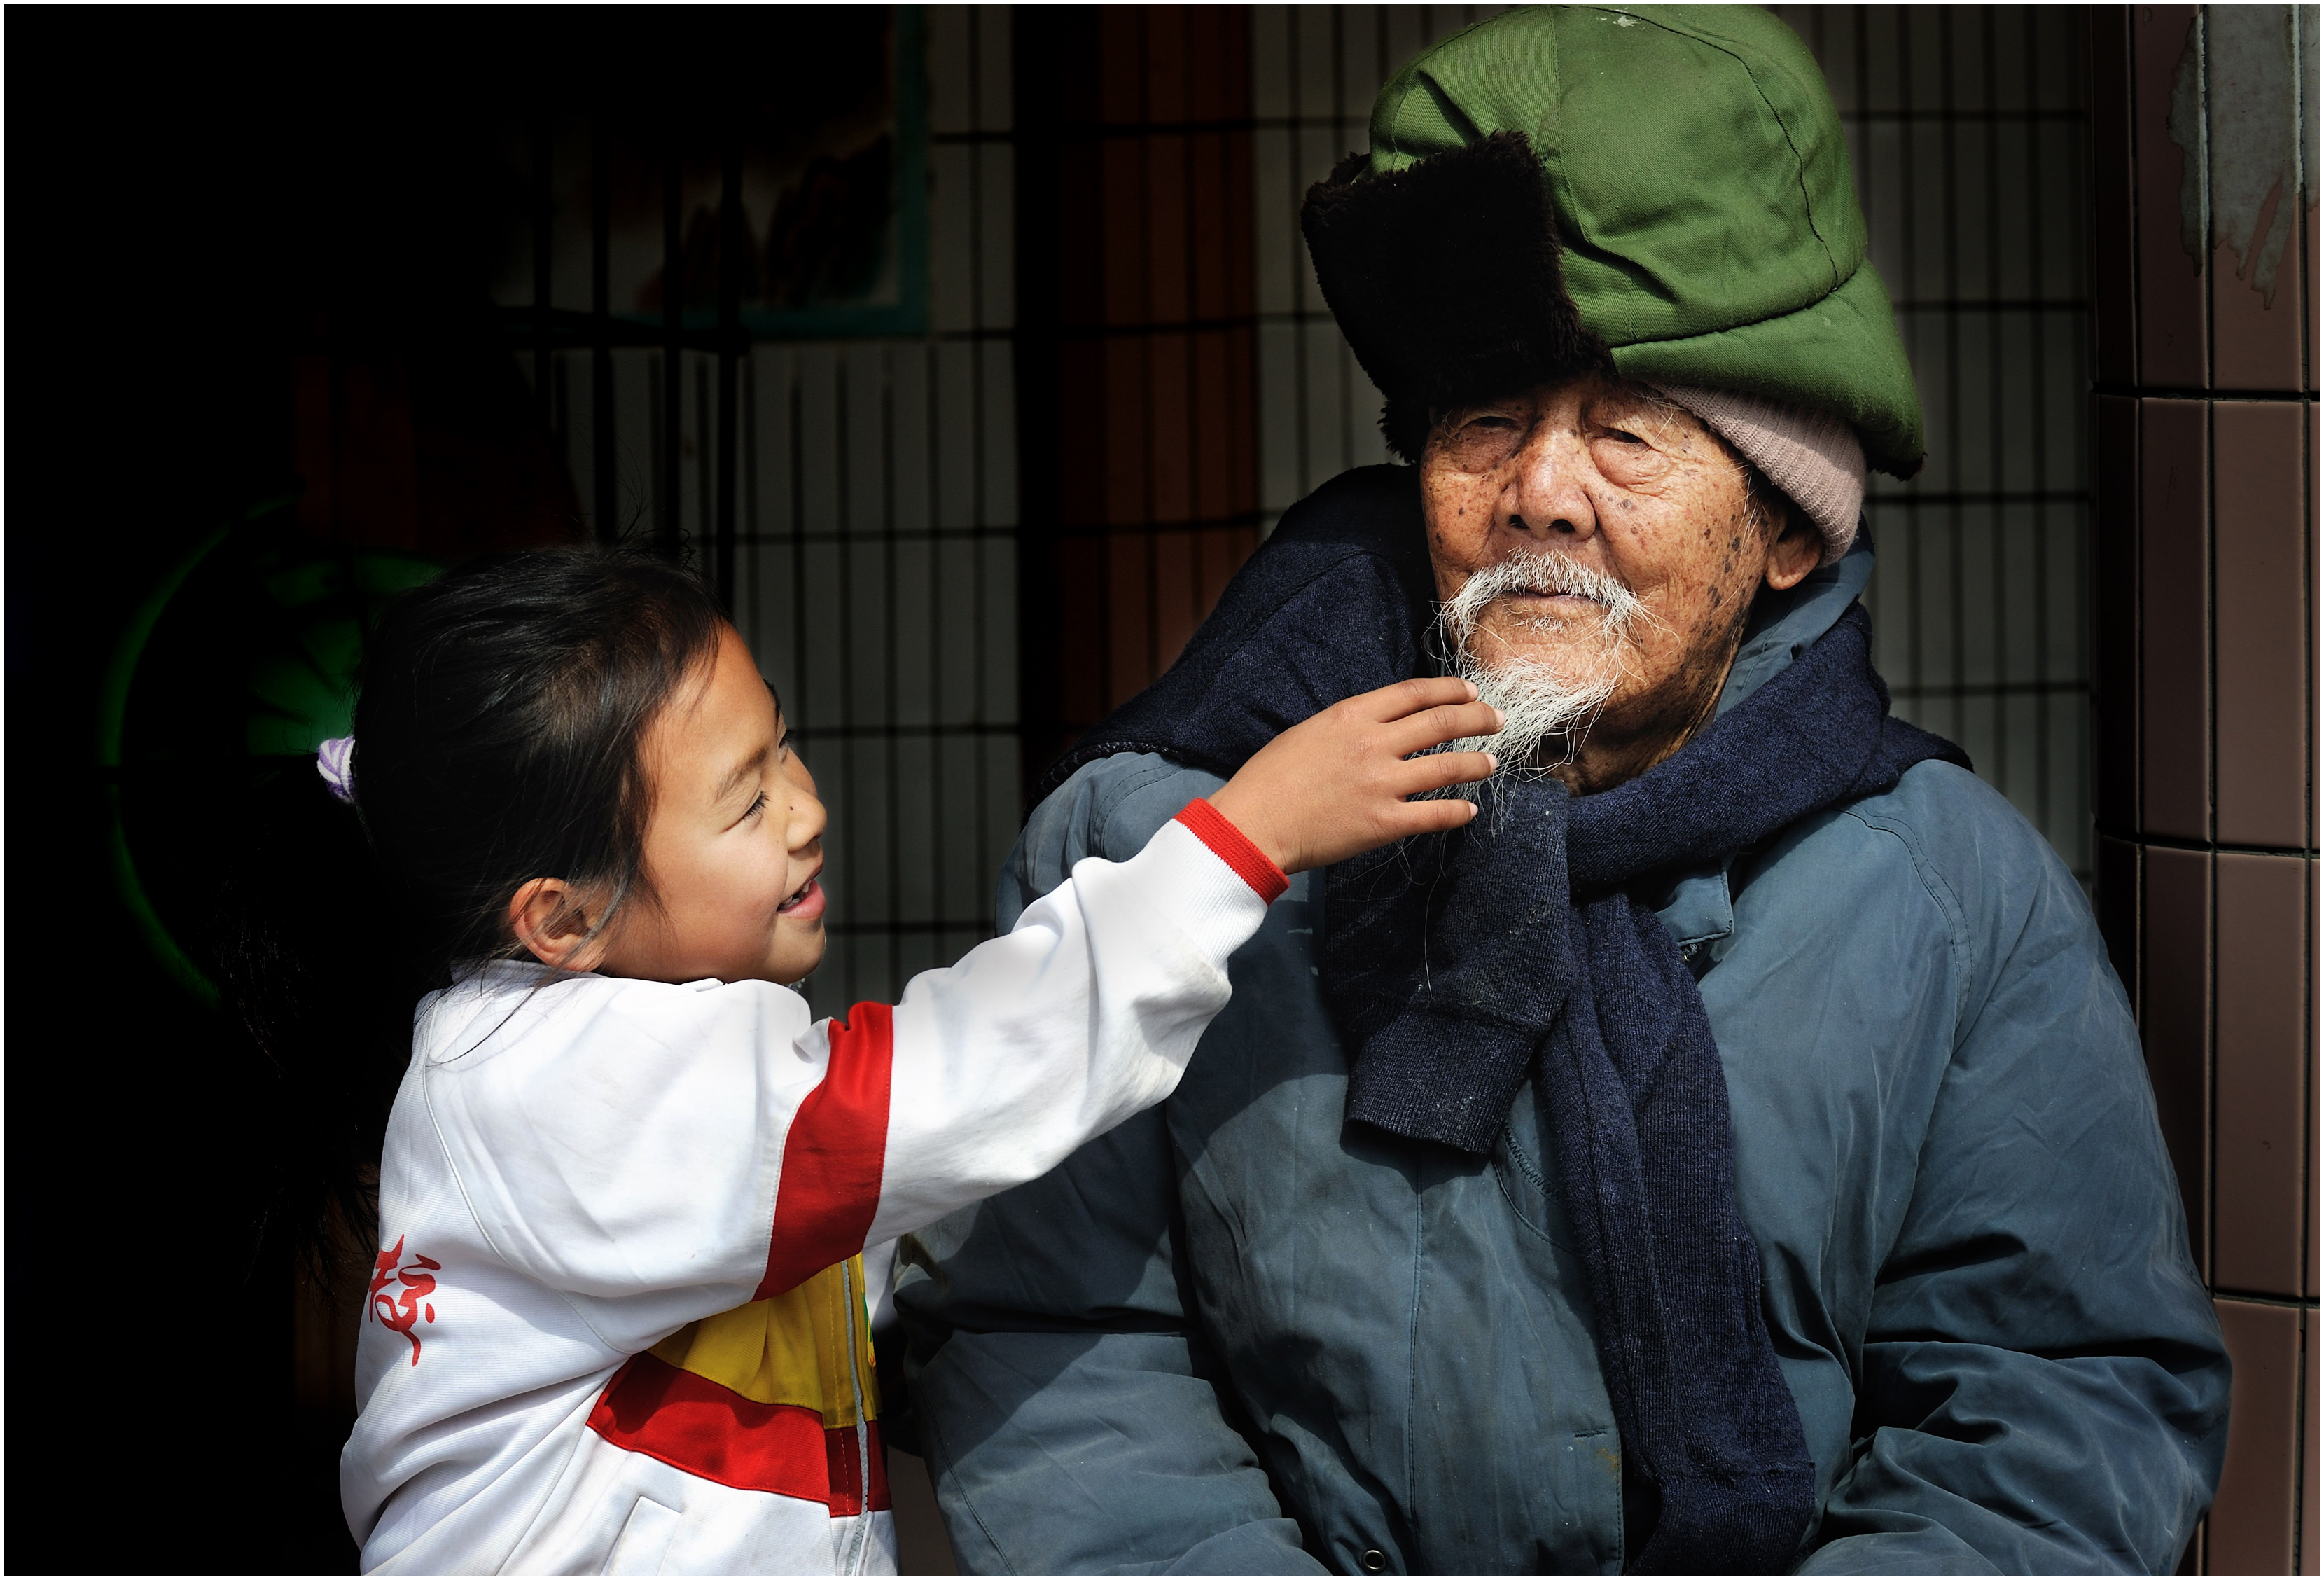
1301,131,1608,461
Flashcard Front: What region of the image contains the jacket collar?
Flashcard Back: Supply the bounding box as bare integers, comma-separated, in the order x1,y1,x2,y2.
1716,524,1876,719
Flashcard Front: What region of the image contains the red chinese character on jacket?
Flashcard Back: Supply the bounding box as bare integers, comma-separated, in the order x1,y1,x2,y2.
369,1235,442,1366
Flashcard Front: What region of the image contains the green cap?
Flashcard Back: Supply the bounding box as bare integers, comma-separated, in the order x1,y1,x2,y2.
1302,5,1923,476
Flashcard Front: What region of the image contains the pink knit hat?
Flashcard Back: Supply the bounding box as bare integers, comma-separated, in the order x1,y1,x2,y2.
1651,386,1867,566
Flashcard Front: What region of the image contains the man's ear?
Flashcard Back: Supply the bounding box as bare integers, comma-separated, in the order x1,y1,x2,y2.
1762,504,1822,592
508,877,608,972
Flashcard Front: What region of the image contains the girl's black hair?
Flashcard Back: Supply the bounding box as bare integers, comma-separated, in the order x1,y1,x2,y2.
217,546,729,1273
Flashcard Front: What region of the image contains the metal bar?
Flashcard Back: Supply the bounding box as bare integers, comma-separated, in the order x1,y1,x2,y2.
1012,6,1071,794
1285,7,1311,501
834,352,856,1003
716,131,742,609
823,920,1010,938
1329,7,1353,476
961,9,987,946
728,515,1260,548
592,119,616,543
790,720,1031,742
697,359,713,572
925,340,952,946
1135,10,1157,699
534,120,553,436
1975,6,2007,800
1937,10,1966,758
661,144,683,560
1889,677,2092,700
1179,8,1206,657
787,347,808,754
742,353,758,649
881,345,901,993
494,306,1025,351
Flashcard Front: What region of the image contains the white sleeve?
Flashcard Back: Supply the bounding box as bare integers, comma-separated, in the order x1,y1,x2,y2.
751,806,1281,1295
433,802,1279,1335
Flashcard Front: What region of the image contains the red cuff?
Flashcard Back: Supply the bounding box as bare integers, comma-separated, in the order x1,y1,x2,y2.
1173,798,1289,904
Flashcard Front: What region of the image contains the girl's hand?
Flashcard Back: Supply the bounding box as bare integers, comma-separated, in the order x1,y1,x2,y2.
1207,678,1502,875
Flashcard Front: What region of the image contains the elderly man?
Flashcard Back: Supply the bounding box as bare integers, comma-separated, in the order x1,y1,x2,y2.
898,9,2228,1573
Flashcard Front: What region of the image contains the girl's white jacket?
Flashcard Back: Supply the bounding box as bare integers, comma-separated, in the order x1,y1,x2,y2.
344,807,1282,1574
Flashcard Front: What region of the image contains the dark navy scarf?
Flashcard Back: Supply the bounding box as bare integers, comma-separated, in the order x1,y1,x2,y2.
1040,466,1966,1574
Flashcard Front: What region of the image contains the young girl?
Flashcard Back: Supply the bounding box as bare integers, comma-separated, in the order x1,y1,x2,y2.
225,548,1496,1575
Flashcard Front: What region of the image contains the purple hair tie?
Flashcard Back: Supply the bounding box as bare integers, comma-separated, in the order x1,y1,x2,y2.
316,736,358,805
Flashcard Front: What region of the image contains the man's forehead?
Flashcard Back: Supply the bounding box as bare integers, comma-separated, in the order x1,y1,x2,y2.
1477,374,1671,410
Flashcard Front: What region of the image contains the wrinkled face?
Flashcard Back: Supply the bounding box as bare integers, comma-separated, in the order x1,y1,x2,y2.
597,628,831,985
1420,373,1817,784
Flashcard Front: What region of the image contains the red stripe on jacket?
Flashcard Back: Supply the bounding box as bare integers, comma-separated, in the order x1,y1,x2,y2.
754,1002,896,1300
589,1353,891,1514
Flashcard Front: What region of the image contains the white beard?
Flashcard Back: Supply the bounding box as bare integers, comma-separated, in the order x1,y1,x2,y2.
1428,548,1643,801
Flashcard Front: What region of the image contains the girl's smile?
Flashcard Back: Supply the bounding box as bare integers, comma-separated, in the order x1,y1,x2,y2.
775,875,825,920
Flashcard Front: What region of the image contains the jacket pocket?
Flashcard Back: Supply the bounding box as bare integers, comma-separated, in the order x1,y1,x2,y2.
1491,1080,1580,1253
601,1495,680,1576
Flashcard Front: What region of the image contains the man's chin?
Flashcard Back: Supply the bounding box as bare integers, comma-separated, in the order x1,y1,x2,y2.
1471,623,1624,692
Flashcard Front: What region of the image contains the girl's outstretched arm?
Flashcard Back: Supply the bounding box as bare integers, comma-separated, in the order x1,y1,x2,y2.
408,679,1498,1347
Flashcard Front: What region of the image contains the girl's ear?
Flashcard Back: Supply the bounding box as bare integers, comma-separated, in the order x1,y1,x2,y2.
508,878,608,972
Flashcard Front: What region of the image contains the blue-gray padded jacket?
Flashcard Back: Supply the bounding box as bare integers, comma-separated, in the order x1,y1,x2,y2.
896,556,2230,1576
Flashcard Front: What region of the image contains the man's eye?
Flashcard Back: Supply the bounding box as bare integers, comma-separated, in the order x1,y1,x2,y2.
1601,428,1645,445
1468,414,1521,431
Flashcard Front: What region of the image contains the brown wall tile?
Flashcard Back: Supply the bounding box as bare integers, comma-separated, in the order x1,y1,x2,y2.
2131,6,2206,390
2303,1310,2318,1573
2213,236,2309,392
2211,1298,2302,1575
2096,394,2141,829
2089,10,2138,390
2143,844,2213,1269
2308,196,2319,396
2213,401,2311,850
2213,852,2311,1297
2141,399,2211,840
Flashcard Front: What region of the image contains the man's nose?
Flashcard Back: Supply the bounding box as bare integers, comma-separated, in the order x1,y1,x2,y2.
1502,429,1597,542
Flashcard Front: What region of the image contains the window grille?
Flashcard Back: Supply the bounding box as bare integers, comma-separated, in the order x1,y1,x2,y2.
1252,6,1509,527
505,6,1021,1013
1778,5,2095,881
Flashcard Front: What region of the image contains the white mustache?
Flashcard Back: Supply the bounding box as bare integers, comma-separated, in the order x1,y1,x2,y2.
1440,549,1645,645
